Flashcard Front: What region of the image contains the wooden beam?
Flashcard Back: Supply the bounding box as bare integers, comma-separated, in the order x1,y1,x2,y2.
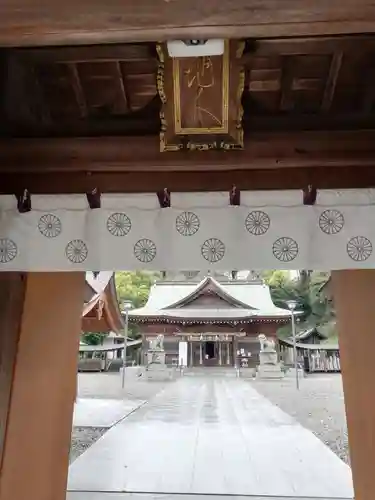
279,57,295,112
362,69,375,114
252,35,375,56
115,62,129,112
67,63,88,118
13,44,154,63
2,1,375,47
243,113,375,132
1,131,375,172
1,131,375,193
2,165,375,194
0,273,26,469
321,51,343,111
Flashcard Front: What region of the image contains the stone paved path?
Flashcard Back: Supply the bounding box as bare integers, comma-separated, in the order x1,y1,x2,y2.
73,398,145,428
67,377,353,499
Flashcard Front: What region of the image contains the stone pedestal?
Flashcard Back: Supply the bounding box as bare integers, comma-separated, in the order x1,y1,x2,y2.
284,366,304,378
145,350,173,381
147,351,165,365
259,351,278,365
257,349,284,379
257,364,284,379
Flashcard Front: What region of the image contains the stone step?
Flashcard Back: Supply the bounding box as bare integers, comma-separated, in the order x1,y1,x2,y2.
67,492,352,500
183,367,238,377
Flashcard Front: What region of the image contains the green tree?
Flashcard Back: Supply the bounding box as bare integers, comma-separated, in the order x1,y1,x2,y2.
115,271,161,339
262,270,298,308
115,271,160,308
81,332,107,345
262,270,335,339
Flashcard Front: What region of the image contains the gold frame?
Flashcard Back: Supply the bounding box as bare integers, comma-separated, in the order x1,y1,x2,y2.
172,40,229,135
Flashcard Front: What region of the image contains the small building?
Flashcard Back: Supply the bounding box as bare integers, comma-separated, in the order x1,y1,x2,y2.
79,272,126,371
78,338,142,372
279,327,340,373
129,272,290,368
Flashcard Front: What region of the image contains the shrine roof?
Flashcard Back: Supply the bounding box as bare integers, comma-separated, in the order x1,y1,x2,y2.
82,272,124,332
281,338,339,351
85,271,114,297
78,339,141,352
129,276,290,322
295,328,327,341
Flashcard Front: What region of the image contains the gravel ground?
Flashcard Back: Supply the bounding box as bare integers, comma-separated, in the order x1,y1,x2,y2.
70,427,108,463
77,372,173,401
252,373,350,464
70,372,174,463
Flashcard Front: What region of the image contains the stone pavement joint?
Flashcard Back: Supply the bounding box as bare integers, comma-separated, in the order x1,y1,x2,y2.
73,399,146,428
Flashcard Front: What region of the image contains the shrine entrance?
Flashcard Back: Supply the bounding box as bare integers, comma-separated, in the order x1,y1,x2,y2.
204,341,216,364
186,333,236,367
2,3,375,499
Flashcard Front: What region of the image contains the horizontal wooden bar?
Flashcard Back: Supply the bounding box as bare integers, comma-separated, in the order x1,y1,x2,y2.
1,1,375,47
13,44,156,64
1,131,375,173
251,35,375,56
2,165,375,194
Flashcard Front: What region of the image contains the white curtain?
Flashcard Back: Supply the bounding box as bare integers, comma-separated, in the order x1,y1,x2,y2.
0,189,374,271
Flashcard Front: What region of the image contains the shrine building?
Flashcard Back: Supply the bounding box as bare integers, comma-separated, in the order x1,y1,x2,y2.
129,272,290,367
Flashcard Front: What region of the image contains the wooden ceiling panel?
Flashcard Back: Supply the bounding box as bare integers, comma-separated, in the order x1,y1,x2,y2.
290,55,331,78
38,59,158,120
122,59,158,74
251,56,282,70
77,61,117,78
36,65,80,119
1,44,160,134
248,94,279,115
123,72,157,111
76,61,128,115
3,35,375,137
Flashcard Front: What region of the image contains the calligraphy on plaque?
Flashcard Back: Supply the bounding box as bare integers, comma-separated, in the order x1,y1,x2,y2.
176,55,226,133
157,40,244,151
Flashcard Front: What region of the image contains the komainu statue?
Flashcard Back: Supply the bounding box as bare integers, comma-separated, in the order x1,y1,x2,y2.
258,334,275,352
149,334,164,351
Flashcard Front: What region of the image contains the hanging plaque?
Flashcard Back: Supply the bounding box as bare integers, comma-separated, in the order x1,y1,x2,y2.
157,40,245,151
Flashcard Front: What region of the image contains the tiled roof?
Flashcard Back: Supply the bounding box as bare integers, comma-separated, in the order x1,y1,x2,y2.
129,276,290,320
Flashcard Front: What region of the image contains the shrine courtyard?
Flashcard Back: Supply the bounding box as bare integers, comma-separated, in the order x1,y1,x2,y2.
68,372,352,500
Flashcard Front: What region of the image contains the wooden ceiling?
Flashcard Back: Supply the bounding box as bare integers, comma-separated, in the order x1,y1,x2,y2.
3,33,375,193
3,35,375,138
1,44,159,137
243,37,375,131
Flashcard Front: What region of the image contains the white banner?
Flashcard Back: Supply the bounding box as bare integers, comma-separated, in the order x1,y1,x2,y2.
178,341,188,367
0,189,375,271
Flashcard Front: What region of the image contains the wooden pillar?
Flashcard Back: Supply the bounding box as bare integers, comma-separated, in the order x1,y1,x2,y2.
332,269,375,500
0,272,85,500
0,273,26,468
